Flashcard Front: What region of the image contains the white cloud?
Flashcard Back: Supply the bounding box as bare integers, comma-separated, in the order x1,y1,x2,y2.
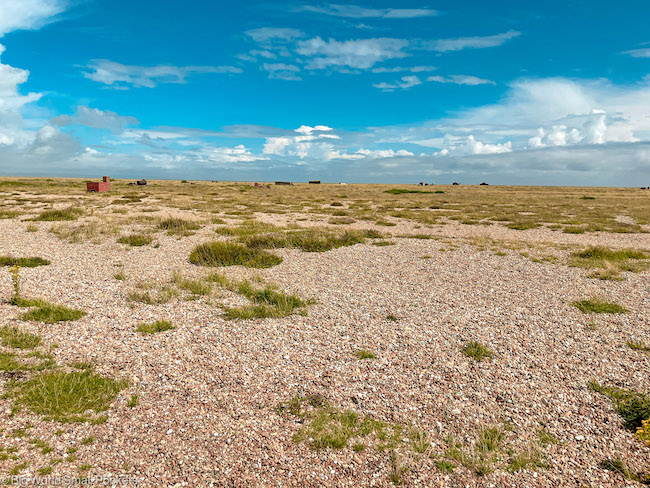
296,37,409,69
427,75,495,86
245,27,306,43
296,4,438,18
423,30,521,52
83,60,242,88
262,63,302,81
51,106,138,133
435,135,512,155
372,65,436,73
622,48,650,58
373,75,421,91
264,125,341,159
0,0,67,37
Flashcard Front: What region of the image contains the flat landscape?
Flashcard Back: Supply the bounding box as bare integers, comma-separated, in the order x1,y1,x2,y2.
0,178,649,487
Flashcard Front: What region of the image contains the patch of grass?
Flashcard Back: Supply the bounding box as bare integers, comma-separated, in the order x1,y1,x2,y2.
435,460,455,472
0,326,41,349
5,370,128,423
171,272,212,296
126,283,178,305
384,188,433,195
507,445,548,472
572,298,627,314
627,340,650,353
590,382,650,431
244,228,382,253
569,246,649,280
114,271,126,281
9,461,29,475
462,341,493,361
0,256,50,267
38,466,53,475
189,241,282,268
127,394,138,408
328,216,356,225
136,320,174,334
598,457,645,483
506,221,541,230
224,279,310,320
117,234,152,246
69,361,95,371
536,428,558,447
16,298,87,323
158,217,201,234
353,349,376,360
282,395,418,455
81,436,94,445
389,452,409,485
372,240,395,246
33,207,83,221
386,314,398,321
0,351,24,371
214,220,280,237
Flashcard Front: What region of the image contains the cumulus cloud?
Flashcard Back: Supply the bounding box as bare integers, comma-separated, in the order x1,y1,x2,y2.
51,106,138,133
295,4,438,18
427,75,495,85
263,125,341,159
422,30,520,52
435,135,512,155
373,75,421,91
0,0,67,37
84,60,242,88
296,37,409,69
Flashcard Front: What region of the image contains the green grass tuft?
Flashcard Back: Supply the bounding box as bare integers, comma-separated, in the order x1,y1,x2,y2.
384,188,433,195
14,298,86,323
136,320,174,334
243,228,382,253
353,349,376,360
5,371,128,422
0,256,50,267
189,241,282,268
33,207,83,221
572,298,627,314
590,382,650,431
0,326,41,349
462,341,493,361
158,217,201,234
117,234,153,246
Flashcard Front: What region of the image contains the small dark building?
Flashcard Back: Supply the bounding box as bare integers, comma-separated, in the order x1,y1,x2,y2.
136,179,147,186
275,181,293,185
479,182,489,186
309,180,321,184
452,182,460,186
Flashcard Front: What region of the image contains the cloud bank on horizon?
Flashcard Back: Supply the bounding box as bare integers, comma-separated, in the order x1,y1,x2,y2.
0,0,649,185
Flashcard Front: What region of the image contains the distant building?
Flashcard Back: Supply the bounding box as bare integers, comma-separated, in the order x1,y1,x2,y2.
309,180,321,184
275,181,293,185
87,176,110,192
136,179,147,186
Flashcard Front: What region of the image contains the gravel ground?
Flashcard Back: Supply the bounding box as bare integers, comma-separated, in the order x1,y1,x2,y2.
0,214,649,487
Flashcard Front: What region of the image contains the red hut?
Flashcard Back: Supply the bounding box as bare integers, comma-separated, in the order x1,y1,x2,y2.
87,176,110,192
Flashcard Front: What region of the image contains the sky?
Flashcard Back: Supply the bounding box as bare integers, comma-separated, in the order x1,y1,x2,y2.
0,0,650,185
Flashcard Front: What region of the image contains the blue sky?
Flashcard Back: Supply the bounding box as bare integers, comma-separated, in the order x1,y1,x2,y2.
1,0,649,184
